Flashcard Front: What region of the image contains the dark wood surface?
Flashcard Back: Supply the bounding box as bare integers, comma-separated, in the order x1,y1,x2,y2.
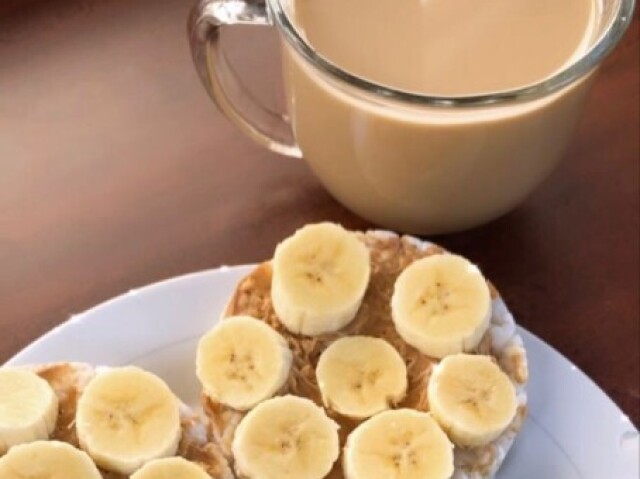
0,0,638,426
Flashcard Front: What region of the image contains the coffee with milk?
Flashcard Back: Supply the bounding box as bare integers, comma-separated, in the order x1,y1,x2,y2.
279,0,597,232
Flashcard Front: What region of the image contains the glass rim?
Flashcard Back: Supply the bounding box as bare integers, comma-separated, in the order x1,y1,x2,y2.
268,0,636,108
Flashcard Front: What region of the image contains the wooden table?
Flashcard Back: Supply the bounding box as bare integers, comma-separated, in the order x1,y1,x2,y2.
1,0,638,426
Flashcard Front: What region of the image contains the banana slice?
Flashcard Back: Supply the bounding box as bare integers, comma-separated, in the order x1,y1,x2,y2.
76,366,181,475
0,368,59,453
131,457,210,479
232,395,340,479
316,336,407,419
428,354,518,447
391,254,491,358
271,222,371,336
197,315,293,410
0,440,102,478
343,409,454,479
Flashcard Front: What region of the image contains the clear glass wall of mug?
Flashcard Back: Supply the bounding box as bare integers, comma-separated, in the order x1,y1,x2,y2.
188,0,635,234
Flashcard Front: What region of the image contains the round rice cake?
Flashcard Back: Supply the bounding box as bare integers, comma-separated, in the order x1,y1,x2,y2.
29,362,233,479
206,230,528,479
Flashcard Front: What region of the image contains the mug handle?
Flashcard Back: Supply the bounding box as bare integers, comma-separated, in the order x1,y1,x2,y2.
188,0,302,158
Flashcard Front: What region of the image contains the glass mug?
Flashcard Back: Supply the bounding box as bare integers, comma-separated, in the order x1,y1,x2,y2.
188,0,634,234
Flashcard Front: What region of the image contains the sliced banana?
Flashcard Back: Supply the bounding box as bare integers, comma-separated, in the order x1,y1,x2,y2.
271,222,371,336
0,368,59,453
232,395,340,479
131,457,210,479
391,254,491,359
428,354,517,447
343,409,454,479
0,440,102,478
316,336,407,419
75,366,181,475
197,315,293,410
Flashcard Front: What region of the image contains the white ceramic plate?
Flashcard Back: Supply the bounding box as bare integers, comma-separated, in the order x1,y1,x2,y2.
6,266,639,478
